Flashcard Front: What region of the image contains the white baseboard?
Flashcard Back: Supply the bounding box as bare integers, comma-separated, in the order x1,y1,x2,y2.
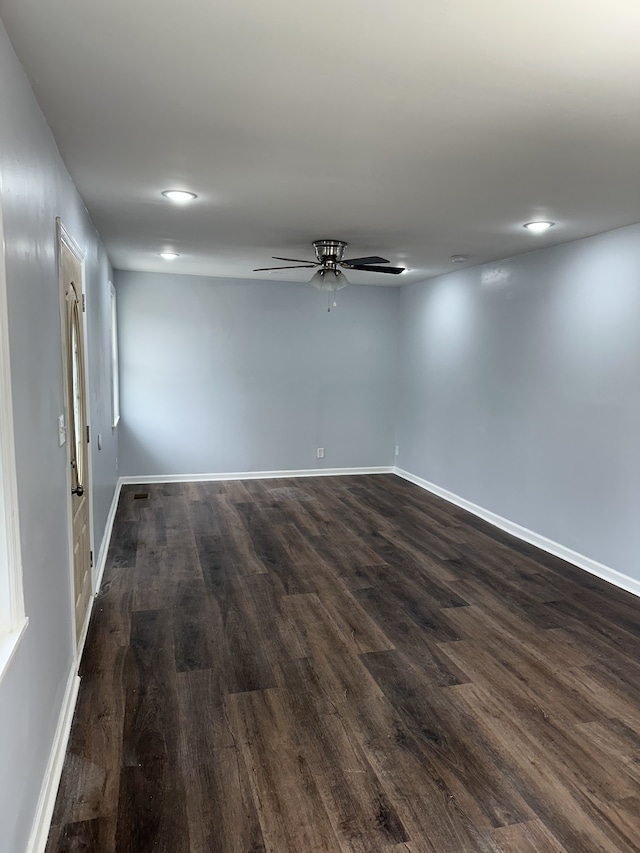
93,479,122,594
394,467,640,599
119,466,394,485
26,664,81,853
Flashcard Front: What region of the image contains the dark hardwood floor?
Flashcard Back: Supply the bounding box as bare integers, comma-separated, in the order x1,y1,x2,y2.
46,474,640,852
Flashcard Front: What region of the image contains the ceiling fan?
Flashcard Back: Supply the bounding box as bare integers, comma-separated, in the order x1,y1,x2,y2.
254,239,405,291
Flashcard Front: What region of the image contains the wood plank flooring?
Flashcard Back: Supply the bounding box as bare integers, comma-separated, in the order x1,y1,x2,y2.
46,475,640,852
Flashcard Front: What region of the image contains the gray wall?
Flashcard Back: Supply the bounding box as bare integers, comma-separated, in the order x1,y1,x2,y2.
397,223,640,581
0,20,117,853
116,271,399,476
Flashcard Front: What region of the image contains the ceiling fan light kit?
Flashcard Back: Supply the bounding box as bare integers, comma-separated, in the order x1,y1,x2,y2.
309,268,350,292
254,239,406,308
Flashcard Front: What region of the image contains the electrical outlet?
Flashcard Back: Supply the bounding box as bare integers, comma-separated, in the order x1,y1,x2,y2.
317,447,325,459
395,445,400,457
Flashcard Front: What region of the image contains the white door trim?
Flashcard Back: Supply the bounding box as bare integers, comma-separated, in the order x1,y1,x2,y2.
0,189,28,682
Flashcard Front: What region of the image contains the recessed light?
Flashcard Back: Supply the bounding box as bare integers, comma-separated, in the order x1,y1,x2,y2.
159,251,179,260
524,220,554,234
161,190,197,203
451,254,468,263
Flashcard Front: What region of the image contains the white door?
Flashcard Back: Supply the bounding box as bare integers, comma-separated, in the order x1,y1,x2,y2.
60,237,91,645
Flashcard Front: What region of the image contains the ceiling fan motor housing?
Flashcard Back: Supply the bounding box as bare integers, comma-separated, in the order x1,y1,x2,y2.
313,239,347,267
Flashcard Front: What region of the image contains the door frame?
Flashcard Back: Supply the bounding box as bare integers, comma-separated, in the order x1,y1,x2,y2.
56,218,95,654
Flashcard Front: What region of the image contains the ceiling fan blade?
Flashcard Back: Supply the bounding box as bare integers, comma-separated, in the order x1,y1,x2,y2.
253,265,317,271
341,256,389,266
349,264,406,275
272,256,319,265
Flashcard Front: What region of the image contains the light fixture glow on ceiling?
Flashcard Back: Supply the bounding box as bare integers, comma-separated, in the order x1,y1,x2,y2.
524,220,554,234
161,190,198,203
159,251,179,260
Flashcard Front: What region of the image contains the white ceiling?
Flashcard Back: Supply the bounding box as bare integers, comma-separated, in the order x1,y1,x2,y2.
1,0,639,285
